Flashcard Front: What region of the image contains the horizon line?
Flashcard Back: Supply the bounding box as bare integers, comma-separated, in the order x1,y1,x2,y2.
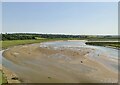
1,32,118,36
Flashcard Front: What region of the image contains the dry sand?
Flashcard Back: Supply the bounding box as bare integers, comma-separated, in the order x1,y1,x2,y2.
2,43,118,83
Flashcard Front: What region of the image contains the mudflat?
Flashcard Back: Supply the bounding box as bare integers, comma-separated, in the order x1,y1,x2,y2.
2,43,118,83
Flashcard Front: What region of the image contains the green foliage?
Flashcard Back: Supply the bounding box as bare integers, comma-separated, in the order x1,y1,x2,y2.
1,33,89,40
1,33,119,41
2,33,36,40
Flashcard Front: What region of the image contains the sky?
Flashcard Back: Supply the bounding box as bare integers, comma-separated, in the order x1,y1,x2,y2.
1,0,119,2
2,2,118,35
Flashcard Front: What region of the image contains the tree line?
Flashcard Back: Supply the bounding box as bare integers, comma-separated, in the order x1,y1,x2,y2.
0,33,119,41
1,33,87,40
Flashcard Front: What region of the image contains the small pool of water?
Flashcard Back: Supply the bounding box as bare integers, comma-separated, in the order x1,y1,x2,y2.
40,40,119,59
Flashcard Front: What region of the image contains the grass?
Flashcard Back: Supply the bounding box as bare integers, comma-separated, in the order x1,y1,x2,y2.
1,38,83,49
0,71,8,84
1,39,49,49
0,71,2,84
86,42,120,49
87,38,119,41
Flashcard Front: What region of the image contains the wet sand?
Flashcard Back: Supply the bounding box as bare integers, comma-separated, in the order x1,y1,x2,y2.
2,43,118,83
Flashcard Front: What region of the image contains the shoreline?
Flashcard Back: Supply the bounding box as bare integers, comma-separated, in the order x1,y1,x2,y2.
2,41,118,83
85,41,120,50
2,66,21,83
0,50,21,83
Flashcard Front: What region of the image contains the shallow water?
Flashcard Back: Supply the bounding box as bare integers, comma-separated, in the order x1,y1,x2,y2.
40,41,119,72
40,40,86,48
40,41,118,59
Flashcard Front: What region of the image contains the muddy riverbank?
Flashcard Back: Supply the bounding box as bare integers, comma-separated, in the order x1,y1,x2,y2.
2,40,118,83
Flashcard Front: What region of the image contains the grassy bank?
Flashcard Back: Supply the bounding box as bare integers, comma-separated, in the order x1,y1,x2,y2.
87,38,119,41
86,42,120,49
1,38,82,49
0,70,8,84
1,71,8,84
1,39,46,49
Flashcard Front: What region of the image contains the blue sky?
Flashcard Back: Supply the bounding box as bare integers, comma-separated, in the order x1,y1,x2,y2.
2,2,118,35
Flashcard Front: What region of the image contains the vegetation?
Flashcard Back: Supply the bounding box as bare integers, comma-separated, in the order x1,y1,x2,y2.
86,42,120,49
1,39,48,49
0,70,7,84
1,33,87,40
1,33,119,41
